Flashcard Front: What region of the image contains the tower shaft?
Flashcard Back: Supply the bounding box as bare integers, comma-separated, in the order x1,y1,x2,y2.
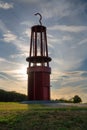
26,25,51,100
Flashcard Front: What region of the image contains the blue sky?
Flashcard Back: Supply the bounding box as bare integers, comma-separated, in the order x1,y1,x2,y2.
0,0,87,102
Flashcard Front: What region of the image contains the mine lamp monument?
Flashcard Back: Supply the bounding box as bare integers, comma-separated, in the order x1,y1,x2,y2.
26,13,52,100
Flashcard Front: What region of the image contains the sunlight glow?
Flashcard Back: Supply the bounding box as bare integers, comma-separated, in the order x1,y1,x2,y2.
16,65,27,80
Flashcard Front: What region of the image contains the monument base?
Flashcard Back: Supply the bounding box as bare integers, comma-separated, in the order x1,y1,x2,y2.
21,100,58,104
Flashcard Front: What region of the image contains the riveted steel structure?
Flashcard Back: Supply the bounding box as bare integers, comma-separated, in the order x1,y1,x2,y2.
26,14,51,100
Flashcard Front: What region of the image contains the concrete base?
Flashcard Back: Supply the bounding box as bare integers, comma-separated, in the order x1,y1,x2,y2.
21,100,58,104
21,101,87,107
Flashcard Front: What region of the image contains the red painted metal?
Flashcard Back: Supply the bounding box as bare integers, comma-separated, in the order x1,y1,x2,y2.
26,25,51,100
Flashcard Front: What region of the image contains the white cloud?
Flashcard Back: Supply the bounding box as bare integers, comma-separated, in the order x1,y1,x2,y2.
40,0,87,23
61,73,87,87
13,39,29,56
51,69,84,84
40,0,70,19
22,29,31,38
51,70,64,81
0,20,29,59
62,35,72,41
48,34,73,47
49,25,87,32
0,57,21,71
53,56,82,71
10,53,26,59
48,31,87,72
0,23,29,56
0,1,13,9
4,66,27,81
21,21,34,27
0,57,6,62
3,32,17,42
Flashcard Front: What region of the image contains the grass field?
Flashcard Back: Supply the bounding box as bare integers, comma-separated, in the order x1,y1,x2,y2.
0,102,87,130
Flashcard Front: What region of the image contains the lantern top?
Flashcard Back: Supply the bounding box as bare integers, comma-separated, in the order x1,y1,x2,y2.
34,13,42,25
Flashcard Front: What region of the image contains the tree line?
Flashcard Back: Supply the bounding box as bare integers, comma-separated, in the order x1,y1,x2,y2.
0,89,27,102
0,89,82,103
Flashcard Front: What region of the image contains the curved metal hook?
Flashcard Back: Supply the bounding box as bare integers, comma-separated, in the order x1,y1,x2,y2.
34,13,42,25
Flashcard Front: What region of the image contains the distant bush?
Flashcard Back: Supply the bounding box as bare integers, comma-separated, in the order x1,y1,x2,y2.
72,95,82,103
53,95,82,103
58,98,73,103
0,89,27,102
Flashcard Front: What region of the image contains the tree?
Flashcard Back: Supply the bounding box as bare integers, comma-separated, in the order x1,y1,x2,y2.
0,89,27,102
73,95,82,103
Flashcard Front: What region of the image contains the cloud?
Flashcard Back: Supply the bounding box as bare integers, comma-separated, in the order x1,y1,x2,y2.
0,79,27,94
81,72,87,77
0,57,23,75
17,0,40,3
0,20,29,56
3,32,17,42
0,1,13,9
51,85,87,102
48,31,87,72
40,0,70,19
52,56,83,71
20,21,34,28
0,57,6,62
78,38,87,45
0,72,16,81
22,28,31,38
49,25,87,33
0,62,27,82
40,0,87,25
13,39,29,56
10,53,26,59
7,64,27,81
51,70,87,93
78,59,87,71
0,20,8,33
0,57,21,66
1,27,29,56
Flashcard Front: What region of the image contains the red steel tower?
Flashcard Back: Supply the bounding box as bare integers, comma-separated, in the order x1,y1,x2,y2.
26,13,51,100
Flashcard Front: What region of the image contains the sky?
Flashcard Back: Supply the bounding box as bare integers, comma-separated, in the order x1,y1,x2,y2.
0,0,87,102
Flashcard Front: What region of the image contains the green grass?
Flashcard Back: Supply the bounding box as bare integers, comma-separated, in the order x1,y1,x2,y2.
0,102,87,130
0,102,28,111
